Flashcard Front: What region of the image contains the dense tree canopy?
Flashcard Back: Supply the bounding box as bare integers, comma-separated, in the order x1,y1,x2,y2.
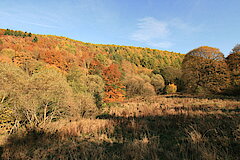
226,44,240,93
182,46,230,94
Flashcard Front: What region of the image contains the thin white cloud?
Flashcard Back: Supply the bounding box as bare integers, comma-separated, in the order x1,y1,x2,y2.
27,22,58,29
0,7,60,29
146,41,173,48
131,17,199,49
131,17,169,42
17,20,58,29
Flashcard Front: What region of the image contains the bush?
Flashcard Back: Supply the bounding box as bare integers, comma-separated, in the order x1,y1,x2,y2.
164,84,177,94
125,76,155,97
74,93,98,118
139,73,151,83
159,66,182,85
142,82,156,96
150,74,165,94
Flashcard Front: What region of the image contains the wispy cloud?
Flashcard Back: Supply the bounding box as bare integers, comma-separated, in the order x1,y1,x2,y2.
131,17,169,42
0,7,60,29
146,41,173,48
131,17,200,49
17,20,58,29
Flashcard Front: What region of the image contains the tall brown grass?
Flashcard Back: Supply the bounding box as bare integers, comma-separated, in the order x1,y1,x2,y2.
1,94,240,160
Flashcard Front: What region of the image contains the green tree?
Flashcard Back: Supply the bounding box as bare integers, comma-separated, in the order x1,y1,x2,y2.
0,39,3,51
4,29,11,35
32,36,38,42
67,66,104,109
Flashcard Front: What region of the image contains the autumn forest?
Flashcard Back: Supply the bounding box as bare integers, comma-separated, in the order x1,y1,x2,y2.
0,29,239,159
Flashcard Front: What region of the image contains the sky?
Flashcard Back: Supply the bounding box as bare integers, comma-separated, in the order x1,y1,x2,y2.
0,0,239,56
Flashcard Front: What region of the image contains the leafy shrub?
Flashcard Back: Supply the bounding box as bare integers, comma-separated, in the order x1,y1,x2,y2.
74,93,98,118
159,66,182,85
150,74,165,94
125,76,155,97
139,73,151,83
67,67,104,108
142,82,156,96
164,84,177,94
85,75,105,95
194,85,211,95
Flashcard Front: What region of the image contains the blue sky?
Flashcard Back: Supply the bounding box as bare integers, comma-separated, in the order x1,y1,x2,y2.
0,0,239,55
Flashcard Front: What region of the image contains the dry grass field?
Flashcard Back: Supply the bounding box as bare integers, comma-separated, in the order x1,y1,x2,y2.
1,94,240,160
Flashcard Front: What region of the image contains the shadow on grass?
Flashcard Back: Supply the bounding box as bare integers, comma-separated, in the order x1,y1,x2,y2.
165,94,240,101
1,113,240,160
0,147,3,160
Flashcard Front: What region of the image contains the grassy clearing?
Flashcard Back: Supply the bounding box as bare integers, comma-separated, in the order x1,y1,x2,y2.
1,94,240,160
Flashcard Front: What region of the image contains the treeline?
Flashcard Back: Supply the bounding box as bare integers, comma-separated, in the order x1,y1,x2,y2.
4,29,38,42
4,29,32,37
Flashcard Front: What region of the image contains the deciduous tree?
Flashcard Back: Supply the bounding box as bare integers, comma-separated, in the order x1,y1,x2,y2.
102,64,125,102
226,44,240,93
182,46,230,94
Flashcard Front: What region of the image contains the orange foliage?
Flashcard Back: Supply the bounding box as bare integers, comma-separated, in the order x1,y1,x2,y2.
0,55,12,63
102,64,125,102
0,28,184,103
13,51,32,66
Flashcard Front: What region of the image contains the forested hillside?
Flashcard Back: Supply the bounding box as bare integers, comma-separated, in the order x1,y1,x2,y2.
0,29,183,103
0,29,183,128
1,29,240,160
0,29,183,71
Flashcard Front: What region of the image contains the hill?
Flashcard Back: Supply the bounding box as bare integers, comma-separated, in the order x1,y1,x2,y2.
0,28,184,102
0,29,240,160
0,28,183,72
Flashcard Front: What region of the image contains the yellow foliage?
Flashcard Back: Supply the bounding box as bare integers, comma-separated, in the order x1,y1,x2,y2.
165,83,177,94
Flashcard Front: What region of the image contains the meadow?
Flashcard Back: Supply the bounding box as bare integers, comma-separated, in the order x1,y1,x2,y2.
1,94,239,160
